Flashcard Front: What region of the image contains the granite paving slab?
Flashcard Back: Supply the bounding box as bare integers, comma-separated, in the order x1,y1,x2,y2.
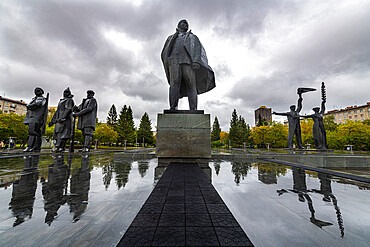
117,162,253,246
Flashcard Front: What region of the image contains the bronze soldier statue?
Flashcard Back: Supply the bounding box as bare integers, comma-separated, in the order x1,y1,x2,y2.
49,88,75,152
23,87,48,152
161,19,215,110
73,90,97,152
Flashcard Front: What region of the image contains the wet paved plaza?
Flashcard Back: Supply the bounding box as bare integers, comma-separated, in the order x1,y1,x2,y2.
0,152,369,246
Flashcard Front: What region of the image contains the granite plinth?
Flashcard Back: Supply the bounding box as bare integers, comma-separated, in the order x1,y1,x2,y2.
164,109,204,114
156,113,211,158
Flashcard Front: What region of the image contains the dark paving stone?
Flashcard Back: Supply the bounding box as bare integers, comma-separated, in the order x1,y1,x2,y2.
166,195,185,204
186,213,212,227
119,162,254,247
185,203,208,214
206,204,232,214
210,213,240,227
185,195,205,204
168,189,185,196
159,213,185,227
215,227,253,246
117,226,156,246
146,195,166,204
139,203,164,214
163,204,185,214
152,227,185,246
186,227,219,246
185,190,202,196
131,213,160,227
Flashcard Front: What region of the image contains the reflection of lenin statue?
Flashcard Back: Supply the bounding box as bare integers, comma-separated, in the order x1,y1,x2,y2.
161,19,215,110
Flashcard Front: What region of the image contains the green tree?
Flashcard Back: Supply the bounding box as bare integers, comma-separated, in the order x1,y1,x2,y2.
251,125,270,148
268,122,288,148
106,104,118,129
256,114,269,127
238,116,250,146
229,109,239,147
0,113,28,145
116,105,135,144
323,115,338,131
94,124,118,144
211,117,221,141
137,112,153,146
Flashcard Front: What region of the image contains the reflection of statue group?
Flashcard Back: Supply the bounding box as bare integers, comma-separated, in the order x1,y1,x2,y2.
23,87,97,153
273,82,328,150
277,167,344,237
9,153,92,226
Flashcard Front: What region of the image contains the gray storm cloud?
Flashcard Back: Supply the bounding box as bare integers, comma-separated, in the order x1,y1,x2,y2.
1,0,369,130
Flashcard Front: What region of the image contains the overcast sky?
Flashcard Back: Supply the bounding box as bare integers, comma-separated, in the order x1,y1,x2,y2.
1,0,369,131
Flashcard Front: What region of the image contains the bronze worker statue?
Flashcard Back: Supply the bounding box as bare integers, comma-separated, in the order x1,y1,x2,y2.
49,88,75,152
73,90,97,152
161,19,215,110
273,92,304,149
23,87,48,152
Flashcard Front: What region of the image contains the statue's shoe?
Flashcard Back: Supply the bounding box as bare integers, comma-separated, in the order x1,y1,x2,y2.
23,147,33,152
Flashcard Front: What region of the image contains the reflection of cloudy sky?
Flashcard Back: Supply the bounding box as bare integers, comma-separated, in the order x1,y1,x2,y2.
1,0,369,130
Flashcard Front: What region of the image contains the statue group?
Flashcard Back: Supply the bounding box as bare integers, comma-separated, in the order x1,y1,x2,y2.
23,88,97,153
273,82,327,150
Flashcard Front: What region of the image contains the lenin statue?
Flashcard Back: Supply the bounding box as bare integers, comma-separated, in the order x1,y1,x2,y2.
73,90,97,152
161,19,215,110
23,87,48,152
49,88,75,152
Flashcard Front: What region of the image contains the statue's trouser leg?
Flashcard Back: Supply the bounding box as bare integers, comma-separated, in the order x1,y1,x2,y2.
82,128,93,151
169,62,181,110
287,127,294,148
182,65,197,110
296,124,303,149
27,123,42,150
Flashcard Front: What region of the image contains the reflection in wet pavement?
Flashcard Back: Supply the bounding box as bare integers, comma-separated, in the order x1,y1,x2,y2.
210,161,370,247
0,153,158,247
0,154,369,246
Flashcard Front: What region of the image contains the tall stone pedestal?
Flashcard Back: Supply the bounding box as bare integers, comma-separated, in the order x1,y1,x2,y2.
156,112,211,158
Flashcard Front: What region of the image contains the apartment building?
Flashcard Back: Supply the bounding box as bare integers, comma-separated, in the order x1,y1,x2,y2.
0,96,27,115
324,102,370,124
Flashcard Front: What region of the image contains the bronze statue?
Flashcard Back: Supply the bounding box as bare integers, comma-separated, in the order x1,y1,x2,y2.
273,92,304,149
161,19,215,110
23,87,48,152
73,90,97,152
302,82,327,149
49,88,75,152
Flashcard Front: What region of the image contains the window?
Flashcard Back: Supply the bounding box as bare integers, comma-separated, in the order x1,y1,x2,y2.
338,113,341,116
360,109,363,112
5,106,8,108
361,114,364,118
348,111,351,114
343,112,346,115
349,116,352,119
340,122,342,124
339,118,342,120
354,110,357,113
344,117,347,119
355,115,358,118
4,110,7,113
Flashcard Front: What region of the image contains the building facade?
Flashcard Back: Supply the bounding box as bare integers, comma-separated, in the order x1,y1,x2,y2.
0,96,27,115
255,106,272,125
324,102,370,124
